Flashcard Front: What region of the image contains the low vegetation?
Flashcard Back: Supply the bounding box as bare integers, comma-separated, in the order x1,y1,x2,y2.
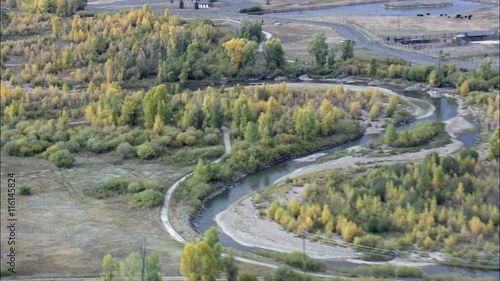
339,264,424,278
264,151,499,267
239,5,263,13
383,0,452,8
365,120,451,155
85,179,166,209
19,184,32,195
175,84,416,214
254,251,326,272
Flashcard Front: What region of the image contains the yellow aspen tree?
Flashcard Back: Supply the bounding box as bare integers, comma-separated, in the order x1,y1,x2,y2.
460,80,469,97
288,197,300,218
153,114,164,133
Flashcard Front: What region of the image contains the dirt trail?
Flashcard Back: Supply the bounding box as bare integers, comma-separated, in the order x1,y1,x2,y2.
160,126,232,243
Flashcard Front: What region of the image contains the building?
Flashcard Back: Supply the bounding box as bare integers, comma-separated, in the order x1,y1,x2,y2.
197,1,212,8
464,31,489,41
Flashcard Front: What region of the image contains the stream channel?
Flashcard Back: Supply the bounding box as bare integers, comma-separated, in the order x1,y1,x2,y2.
195,83,498,279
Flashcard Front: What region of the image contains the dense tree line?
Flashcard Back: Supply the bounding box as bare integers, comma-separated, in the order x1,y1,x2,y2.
264,151,499,263
174,84,413,213
305,33,499,92
1,8,285,89
1,82,410,160
2,0,87,16
2,80,414,213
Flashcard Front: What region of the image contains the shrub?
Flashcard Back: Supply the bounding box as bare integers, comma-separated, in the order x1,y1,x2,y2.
460,148,479,160
136,142,159,159
86,137,111,154
65,139,82,153
239,5,262,13
272,265,310,281
3,141,20,156
19,185,31,195
240,273,257,281
354,234,381,248
396,266,424,278
202,133,220,145
116,142,136,159
127,182,143,193
86,178,129,199
49,150,75,168
165,146,224,165
128,189,164,209
0,267,11,277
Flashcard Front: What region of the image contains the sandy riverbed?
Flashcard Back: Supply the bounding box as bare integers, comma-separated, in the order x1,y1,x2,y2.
215,195,363,260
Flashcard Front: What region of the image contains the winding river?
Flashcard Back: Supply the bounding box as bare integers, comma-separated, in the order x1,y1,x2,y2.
195,84,499,279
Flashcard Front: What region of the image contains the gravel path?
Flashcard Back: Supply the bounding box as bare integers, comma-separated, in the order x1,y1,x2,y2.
160,126,232,244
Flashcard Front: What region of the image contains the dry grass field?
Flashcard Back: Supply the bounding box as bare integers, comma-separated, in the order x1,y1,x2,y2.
263,22,343,62
217,21,343,62
0,155,191,277
255,0,384,12
293,6,499,63
299,7,499,36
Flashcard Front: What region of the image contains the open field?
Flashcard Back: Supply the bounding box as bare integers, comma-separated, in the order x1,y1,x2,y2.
299,7,499,36
254,0,384,12
293,6,499,63
383,0,452,8
216,20,343,62
260,22,343,62
0,155,192,277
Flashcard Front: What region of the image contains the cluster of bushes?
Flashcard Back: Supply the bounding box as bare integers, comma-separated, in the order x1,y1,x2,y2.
340,265,424,278
255,251,326,272
85,179,165,209
85,178,129,199
239,5,263,13
385,121,448,148
163,146,224,165
268,265,322,281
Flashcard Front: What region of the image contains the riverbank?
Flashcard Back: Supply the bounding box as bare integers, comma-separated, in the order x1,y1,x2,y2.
216,195,362,259
215,136,465,262
383,0,452,9
261,0,386,14
283,83,434,135
213,86,480,263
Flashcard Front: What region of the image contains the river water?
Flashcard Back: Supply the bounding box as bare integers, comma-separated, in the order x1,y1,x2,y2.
273,0,498,16
195,84,499,279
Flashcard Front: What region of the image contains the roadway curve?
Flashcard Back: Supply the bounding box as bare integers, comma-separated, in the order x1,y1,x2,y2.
158,127,339,277
86,3,478,70
160,126,231,245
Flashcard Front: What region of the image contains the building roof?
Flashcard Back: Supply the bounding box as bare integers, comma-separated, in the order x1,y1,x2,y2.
465,31,488,37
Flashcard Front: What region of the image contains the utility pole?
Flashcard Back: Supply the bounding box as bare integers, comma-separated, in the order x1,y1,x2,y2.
141,238,148,281
436,49,444,73
302,233,306,275
398,13,400,31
